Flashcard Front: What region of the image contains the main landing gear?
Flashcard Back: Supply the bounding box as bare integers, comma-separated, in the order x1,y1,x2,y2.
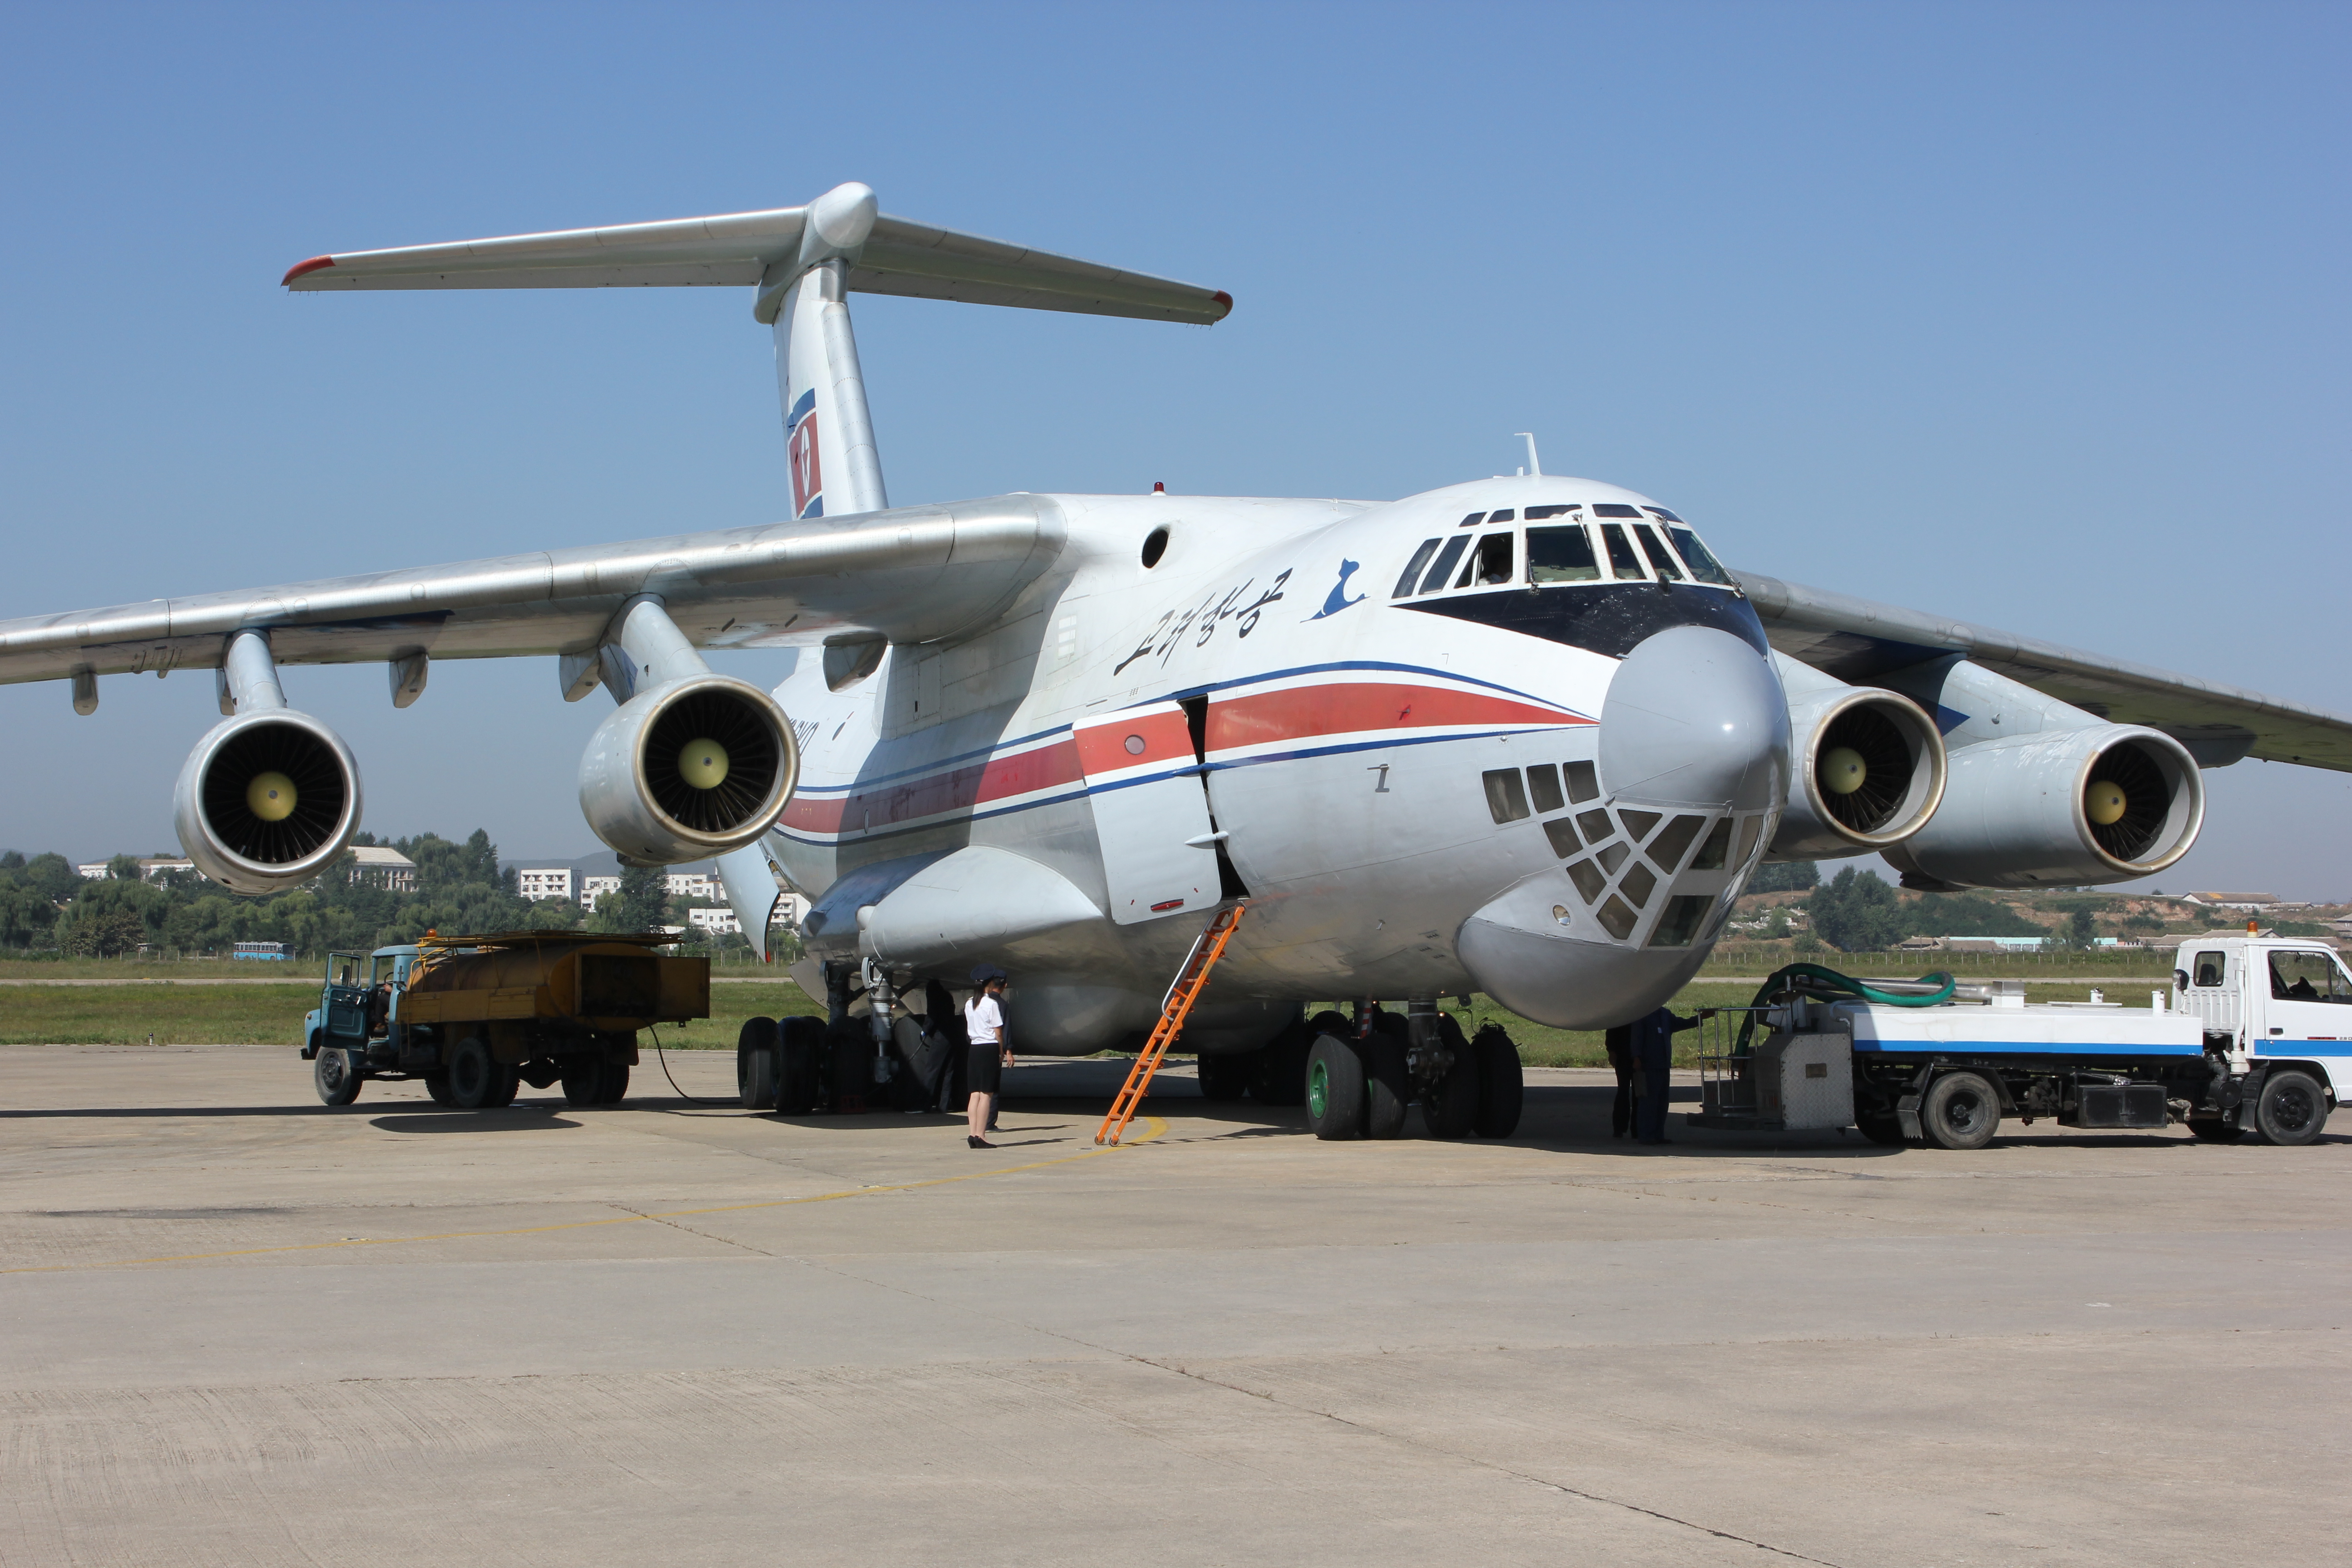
1301,1001,1524,1142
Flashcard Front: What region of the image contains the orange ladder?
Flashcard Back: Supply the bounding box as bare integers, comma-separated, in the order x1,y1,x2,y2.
1095,901,1248,1146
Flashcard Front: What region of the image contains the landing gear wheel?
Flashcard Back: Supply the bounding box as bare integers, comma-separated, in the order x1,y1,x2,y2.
1470,1024,1523,1138
1196,1051,1252,1102
593,1062,630,1106
313,1046,362,1107
1250,1025,1311,1107
423,1071,454,1107
1363,1017,1409,1140
446,1036,499,1109
2252,1070,2328,1146
1421,1014,1480,1138
776,1016,824,1115
737,1017,781,1110
1920,1071,2001,1150
1305,1034,1368,1140
1854,1112,1908,1146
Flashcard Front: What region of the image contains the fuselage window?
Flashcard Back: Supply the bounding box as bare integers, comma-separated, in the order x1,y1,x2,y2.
1633,524,1686,582
1690,818,1732,870
1394,538,1441,598
1666,525,1735,587
1528,524,1600,583
1482,768,1531,824
1599,524,1647,580
2193,951,2226,987
1419,535,1471,594
1527,764,1565,814
1459,512,1486,528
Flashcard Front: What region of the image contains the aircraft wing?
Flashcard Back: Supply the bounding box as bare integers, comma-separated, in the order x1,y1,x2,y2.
1734,567,2352,771
0,497,1063,686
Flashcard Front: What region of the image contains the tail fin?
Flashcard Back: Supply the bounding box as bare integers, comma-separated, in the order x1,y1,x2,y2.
283,183,1231,520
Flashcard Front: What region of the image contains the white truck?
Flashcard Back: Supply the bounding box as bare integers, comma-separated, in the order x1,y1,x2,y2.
1695,936,2344,1148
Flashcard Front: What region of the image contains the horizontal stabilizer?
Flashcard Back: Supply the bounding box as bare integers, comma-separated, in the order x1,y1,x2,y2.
283,183,1232,326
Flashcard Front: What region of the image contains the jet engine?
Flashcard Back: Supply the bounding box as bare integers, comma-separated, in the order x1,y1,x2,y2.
1768,681,1947,858
173,709,364,894
578,674,799,864
1881,725,2203,890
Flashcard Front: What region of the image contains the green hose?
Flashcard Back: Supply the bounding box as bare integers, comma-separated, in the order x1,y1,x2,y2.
1732,962,1957,1055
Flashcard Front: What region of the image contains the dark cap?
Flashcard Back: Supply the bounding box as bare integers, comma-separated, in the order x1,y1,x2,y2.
969,964,1008,986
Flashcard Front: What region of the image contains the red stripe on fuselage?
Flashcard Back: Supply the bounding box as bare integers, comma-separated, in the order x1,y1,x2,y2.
1208,682,1581,753
780,737,1085,837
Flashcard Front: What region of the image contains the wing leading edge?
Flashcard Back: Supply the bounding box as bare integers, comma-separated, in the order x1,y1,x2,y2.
1735,568,2352,771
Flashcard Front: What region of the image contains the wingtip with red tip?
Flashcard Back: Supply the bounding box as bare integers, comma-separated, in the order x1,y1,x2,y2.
281,255,336,287
1210,289,1233,320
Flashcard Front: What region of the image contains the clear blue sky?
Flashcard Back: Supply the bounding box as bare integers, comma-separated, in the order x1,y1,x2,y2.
3,2,2346,895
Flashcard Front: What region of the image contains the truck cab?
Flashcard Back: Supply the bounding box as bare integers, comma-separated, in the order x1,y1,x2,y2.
303,946,422,1103
2172,935,2350,1118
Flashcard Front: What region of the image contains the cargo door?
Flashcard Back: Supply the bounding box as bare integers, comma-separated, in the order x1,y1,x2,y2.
1076,701,1219,924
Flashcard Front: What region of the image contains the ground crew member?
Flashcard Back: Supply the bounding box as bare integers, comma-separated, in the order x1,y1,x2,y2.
1605,1023,1635,1138
1629,1005,1708,1145
964,965,1013,1148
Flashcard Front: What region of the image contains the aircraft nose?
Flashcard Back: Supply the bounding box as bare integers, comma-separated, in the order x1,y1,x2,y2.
1598,624,1788,810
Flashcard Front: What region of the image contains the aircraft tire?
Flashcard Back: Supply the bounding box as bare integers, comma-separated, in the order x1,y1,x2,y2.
313,1046,362,1107
1920,1071,2000,1151
1250,1027,1311,1107
776,1016,824,1115
2252,1070,2328,1146
1306,1009,1352,1041
2185,1117,2246,1143
1415,1015,1480,1137
423,1071,455,1107
1470,1024,1524,1138
1362,1016,1409,1139
1304,1034,1367,1140
1195,1051,1252,1102
737,1018,782,1110
446,1036,499,1109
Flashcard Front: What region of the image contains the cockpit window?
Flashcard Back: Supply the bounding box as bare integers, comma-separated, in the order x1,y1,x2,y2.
1633,524,1686,582
1393,538,1441,598
1593,503,1642,518
1527,524,1601,583
1488,508,1515,523
1524,504,1581,519
1666,525,1735,586
1642,506,1684,523
1599,524,1646,579
1470,532,1513,585
1418,535,1471,594
1458,512,1486,528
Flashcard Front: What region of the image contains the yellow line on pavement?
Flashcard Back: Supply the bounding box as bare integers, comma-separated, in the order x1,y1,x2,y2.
2,1115,1169,1275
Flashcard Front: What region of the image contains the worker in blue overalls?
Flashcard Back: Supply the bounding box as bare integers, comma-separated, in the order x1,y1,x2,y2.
1629,1005,1709,1146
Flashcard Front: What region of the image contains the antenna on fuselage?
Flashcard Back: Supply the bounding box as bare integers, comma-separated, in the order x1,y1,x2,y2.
1515,432,1542,476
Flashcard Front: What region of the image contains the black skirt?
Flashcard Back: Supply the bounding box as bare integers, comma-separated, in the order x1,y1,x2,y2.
967,1040,1003,1096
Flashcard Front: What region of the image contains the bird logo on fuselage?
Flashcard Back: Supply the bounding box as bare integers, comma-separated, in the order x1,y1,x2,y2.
1308,559,1367,621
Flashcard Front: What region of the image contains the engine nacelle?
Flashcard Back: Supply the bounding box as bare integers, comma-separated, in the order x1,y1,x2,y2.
1769,683,1947,858
1882,725,2203,890
173,710,364,894
579,674,799,864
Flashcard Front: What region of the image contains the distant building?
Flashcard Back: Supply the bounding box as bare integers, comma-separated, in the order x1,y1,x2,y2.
579,875,620,912
76,857,198,882
515,867,575,902
687,906,741,936
664,870,715,900
347,846,418,893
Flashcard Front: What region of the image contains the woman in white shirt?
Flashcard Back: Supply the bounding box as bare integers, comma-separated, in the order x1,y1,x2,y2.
963,965,1013,1148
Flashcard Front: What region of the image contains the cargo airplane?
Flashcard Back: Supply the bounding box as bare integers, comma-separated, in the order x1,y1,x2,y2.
6,183,2347,1134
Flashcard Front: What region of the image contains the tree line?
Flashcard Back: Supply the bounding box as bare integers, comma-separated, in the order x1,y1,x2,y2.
0,833,688,958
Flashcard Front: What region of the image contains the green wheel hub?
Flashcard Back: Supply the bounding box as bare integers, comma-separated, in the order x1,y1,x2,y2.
1307,1058,1330,1118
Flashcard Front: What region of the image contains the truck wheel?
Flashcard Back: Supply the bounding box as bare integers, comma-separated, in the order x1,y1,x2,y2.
1304,1034,1367,1140
1195,1051,1252,1102
423,1071,454,1106
2253,1070,2329,1147
594,1063,630,1106
488,1063,520,1108
313,1047,362,1107
1471,1023,1524,1138
560,1060,604,1107
776,1016,823,1115
737,1018,781,1110
2186,1117,2246,1143
1362,1023,1410,1139
446,1037,498,1109
1921,1071,2001,1150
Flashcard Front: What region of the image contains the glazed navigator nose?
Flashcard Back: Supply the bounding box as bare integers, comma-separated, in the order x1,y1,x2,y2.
1599,625,1788,810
